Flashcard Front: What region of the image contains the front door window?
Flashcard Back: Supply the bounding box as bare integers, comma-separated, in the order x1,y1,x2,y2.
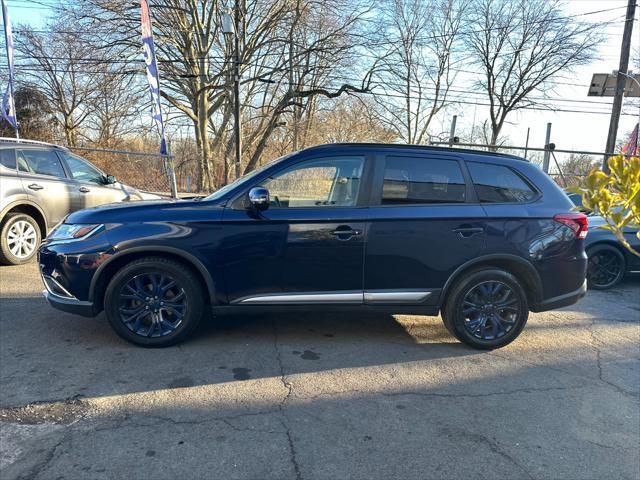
261,156,364,208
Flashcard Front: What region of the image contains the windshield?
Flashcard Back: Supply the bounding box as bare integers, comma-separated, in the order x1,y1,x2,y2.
203,153,293,201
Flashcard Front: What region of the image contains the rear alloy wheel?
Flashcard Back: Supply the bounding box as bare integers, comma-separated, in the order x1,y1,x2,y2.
587,245,625,290
0,213,41,265
443,268,528,350
104,257,204,347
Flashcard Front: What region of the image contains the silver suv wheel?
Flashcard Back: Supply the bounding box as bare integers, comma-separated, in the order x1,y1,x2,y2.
7,220,37,259
0,213,42,265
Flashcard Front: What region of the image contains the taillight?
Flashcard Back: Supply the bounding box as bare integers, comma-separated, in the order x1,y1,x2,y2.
553,213,588,239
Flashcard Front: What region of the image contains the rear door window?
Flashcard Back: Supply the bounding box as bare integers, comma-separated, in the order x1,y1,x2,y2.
381,156,466,205
17,149,67,178
0,149,16,170
467,162,537,203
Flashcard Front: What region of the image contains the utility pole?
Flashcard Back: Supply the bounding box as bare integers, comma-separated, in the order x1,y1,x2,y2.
604,0,636,172
233,0,242,179
448,115,457,146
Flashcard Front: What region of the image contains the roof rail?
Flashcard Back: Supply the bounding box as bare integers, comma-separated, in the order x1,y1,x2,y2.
0,137,63,148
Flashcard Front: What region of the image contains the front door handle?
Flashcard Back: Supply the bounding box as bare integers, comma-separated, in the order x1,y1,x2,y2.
28,183,43,191
79,186,90,193
330,226,361,240
452,227,484,238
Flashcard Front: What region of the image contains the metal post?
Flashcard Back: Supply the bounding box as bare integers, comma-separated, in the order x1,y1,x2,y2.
523,127,530,159
604,0,636,171
2,1,18,139
166,140,178,199
542,122,552,173
233,0,242,180
448,115,457,147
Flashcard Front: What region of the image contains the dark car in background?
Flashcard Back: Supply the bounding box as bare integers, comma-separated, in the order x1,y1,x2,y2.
566,191,640,289
0,138,159,265
39,143,588,350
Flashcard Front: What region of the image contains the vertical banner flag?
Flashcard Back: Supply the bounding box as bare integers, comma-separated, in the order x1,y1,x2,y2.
1,0,18,134
140,0,167,155
621,123,639,157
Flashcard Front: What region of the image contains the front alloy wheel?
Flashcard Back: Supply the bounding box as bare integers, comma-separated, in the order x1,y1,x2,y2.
118,272,187,338
105,257,205,347
0,213,41,265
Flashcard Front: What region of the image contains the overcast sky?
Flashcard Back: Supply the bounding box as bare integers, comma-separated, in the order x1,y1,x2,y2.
2,0,639,156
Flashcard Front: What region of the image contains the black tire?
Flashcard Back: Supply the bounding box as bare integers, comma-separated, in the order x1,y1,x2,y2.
442,268,529,350
0,213,41,265
104,257,205,347
587,244,626,290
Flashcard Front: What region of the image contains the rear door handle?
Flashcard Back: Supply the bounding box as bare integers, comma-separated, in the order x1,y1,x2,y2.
452,227,484,238
28,183,43,191
79,186,90,193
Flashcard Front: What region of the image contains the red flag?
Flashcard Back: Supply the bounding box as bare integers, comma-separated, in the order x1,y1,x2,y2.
621,123,639,157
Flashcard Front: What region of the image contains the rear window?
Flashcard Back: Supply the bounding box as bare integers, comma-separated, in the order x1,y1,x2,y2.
0,149,16,170
467,162,537,203
382,156,466,204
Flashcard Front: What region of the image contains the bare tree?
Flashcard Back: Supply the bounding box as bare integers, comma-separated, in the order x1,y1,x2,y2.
14,22,102,146
372,0,466,144
467,0,600,146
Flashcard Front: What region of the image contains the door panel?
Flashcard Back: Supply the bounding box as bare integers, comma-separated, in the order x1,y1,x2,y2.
221,205,367,303
364,153,485,304
365,205,486,300
73,182,128,210
220,154,368,304
17,149,75,226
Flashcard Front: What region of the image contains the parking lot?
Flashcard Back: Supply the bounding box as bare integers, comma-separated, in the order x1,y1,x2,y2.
0,262,638,479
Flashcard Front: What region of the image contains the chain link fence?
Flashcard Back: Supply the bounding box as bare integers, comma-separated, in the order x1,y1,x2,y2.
69,146,178,197
428,140,615,189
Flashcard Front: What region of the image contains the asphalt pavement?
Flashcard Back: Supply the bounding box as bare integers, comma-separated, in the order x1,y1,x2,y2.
0,262,639,480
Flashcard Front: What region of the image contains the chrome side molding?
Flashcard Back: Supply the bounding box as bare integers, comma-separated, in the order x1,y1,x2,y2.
233,290,432,305
364,290,431,304
235,291,362,305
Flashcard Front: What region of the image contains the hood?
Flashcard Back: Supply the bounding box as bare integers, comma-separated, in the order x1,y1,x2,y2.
65,198,225,225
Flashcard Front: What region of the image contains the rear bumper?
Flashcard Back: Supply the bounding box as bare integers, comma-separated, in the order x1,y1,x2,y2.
530,280,587,313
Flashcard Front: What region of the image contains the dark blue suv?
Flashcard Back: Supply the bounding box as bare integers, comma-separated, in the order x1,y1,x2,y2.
38,144,588,349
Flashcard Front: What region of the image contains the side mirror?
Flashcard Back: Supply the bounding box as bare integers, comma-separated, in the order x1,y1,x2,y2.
104,174,117,185
248,187,270,211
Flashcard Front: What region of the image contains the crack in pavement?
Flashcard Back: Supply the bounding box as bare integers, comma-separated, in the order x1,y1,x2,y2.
443,428,534,480
302,383,593,402
15,429,69,480
587,318,638,398
272,317,302,480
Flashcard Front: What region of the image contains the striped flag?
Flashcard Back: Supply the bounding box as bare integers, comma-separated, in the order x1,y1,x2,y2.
1,0,18,134
621,123,639,157
140,0,167,155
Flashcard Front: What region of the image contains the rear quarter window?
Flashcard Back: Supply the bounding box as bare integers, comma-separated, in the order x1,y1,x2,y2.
467,162,537,203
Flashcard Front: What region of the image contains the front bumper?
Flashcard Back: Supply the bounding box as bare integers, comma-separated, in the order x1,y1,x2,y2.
41,274,98,317
42,289,97,317
530,279,587,313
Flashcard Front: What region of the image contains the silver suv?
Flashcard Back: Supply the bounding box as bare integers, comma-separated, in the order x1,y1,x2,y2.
0,138,155,265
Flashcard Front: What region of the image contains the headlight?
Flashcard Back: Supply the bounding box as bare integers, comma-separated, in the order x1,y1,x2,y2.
48,224,103,241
